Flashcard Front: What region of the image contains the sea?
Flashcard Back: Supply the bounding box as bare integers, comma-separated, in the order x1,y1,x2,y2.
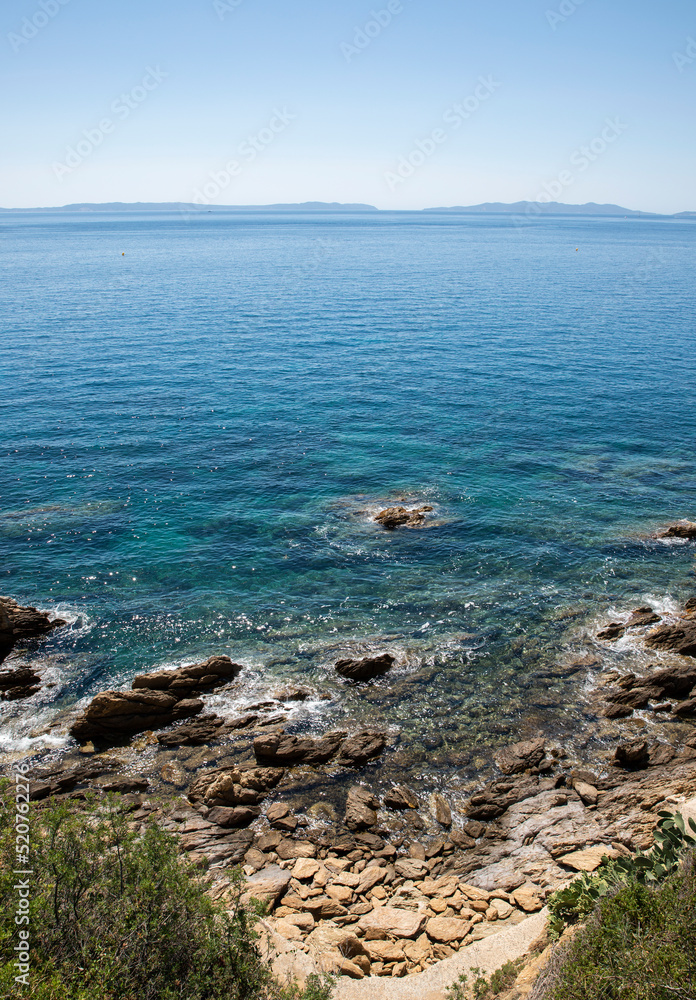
1,209,695,781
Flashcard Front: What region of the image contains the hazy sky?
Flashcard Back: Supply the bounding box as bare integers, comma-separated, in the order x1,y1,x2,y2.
2,0,694,211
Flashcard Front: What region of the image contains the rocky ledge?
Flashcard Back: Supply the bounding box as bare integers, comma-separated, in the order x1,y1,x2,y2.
0,595,66,680
374,506,434,530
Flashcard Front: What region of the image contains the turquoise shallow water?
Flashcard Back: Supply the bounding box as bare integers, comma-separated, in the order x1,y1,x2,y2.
1,210,695,766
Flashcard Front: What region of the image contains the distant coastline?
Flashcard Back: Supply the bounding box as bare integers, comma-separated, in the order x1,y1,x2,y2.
1,199,695,218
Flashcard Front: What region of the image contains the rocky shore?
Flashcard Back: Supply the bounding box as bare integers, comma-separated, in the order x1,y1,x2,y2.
3,519,696,993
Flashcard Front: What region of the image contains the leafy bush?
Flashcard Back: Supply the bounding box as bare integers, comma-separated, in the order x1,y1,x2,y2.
0,785,331,1000
547,810,696,938
532,855,696,1000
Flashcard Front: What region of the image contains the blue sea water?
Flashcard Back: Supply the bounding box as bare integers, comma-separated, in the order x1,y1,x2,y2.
1,210,695,769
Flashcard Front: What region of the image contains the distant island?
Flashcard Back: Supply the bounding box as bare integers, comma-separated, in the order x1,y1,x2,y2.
1,200,695,217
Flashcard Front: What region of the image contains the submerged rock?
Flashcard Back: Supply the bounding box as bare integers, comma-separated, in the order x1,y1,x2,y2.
253,728,386,769
374,505,433,529
334,653,395,682
495,738,546,775
626,606,661,628
597,622,625,641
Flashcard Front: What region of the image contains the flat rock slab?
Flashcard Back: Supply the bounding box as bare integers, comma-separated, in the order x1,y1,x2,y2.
558,844,619,872
358,906,427,940
243,865,292,907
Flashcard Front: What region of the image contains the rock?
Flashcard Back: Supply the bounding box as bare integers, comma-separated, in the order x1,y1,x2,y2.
189,764,284,808
345,786,379,830
0,665,42,701
394,858,429,879
253,731,345,765
358,906,427,939
335,730,387,768
0,595,66,643
674,698,696,716
449,830,476,849
334,654,395,682
132,655,242,696
383,784,419,810
597,622,626,641
267,802,291,825
626,607,662,628
160,762,187,786
432,793,452,827
70,689,203,741
644,664,696,697
157,714,226,746
257,832,282,852
645,621,696,658
366,940,405,963
293,858,320,881
275,839,317,861
513,885,543,912
374,505,433,529
490,898,514,919
496,738,546,775
558,845,619,872
614,739,650,768
573,781,599,806
660,521,696,539
425,917,472,943
648,743,676,766
243,865,292,907
98,776,149,793
303,896,347,920
207,806,261,828
272,686,314,702
356,866,386,894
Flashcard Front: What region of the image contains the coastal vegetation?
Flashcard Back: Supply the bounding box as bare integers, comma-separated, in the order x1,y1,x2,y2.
0,784,331,1000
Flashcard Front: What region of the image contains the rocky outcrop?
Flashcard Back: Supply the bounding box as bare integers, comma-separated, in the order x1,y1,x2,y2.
156,714,227,746
335,654,395,682
596,606,662,642
345,786,379,830
188,763,284,809
496,739,546,776
70,689,203,741
645,619,696,657
374,506,433,529
254,729,386,768
132,655,242,696
0,665,42,700
659,520,696,539
0,595,66,665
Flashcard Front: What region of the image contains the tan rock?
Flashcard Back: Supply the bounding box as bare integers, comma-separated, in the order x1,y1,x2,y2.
345,785,379,829
366,940,405,963
430,897,449,914
559,844,618,872
358,906,427,939
293,858,320,881
485,906,498,921
574,780,599,806
356,866,386,894
284,911,315,931
273,918,304,941
333,871,361,889
426,916,472,943
383,784,419,810
513,885,544,913
432,793,452,827
394,858,429,879
242,865,291,907
326,884,354,904
275,839,317,861
491,898,514,918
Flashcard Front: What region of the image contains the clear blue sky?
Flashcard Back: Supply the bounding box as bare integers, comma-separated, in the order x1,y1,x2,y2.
1,0,694,211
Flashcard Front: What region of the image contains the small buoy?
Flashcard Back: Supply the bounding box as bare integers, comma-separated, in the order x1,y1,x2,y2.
575,248,578,251
122,252,125,256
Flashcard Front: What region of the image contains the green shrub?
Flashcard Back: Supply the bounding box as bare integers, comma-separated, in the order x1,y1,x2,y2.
533,855,696,1000
0,784,331,1000
547,810,696,938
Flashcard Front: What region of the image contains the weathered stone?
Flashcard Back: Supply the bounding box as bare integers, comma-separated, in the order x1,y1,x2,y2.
157,714,226,746
243,865,292,907
335,654,395,682
0,665,42,700
660,521,696,539
207,805,260,828
432,793,452,827
70,689,203,741
275,839,317,861
573,781,598,806
425,916,471,943
366,940,405,963
645,664,696,697
292,858,321,881
132,655,242,696
490,898,513,919
189,764,284,808
513,885,543,912
356,866,386,894
303,896,347,920
597,623,625,641
645,620,696,658
256,831,282,852
614,739,650,769
345,786,378,830
626,607,661,628
253,731,345,765
374,505,433,529
335,730,387,768
0,595,66,643
358,906,427,939
675,697,696,716
449,830,476,849
394,858,429,879
383,784,419,810
559,845,619,872
496,738,546,775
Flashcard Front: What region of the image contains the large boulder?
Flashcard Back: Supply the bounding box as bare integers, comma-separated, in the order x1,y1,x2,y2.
334,653,395,682
374,505,433,529
253,731,345,765
345,786,378,830
660,521,696,539
132,655,242,696
0,665,42,701
188,763,284,808
0,596,66,640
495,738,546,775
645,621,696,657
70,689,203,741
